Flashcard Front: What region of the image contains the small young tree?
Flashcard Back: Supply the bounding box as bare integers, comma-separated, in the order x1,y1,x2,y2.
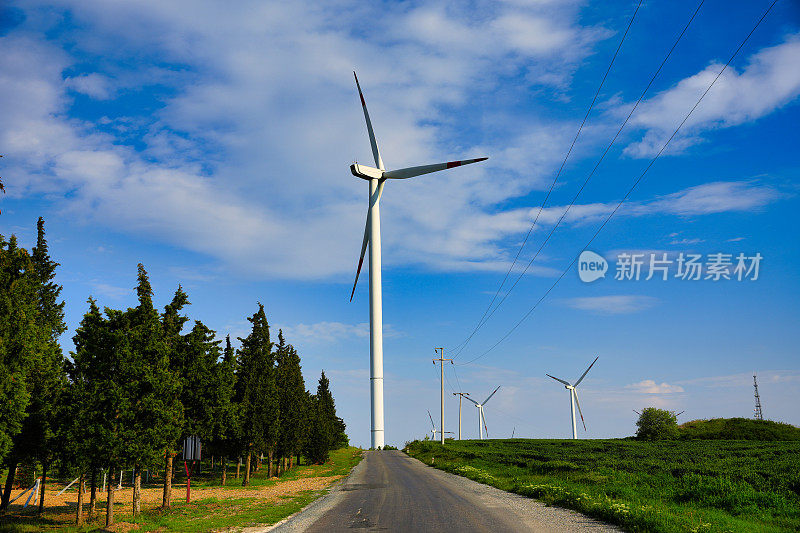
636,407,679,440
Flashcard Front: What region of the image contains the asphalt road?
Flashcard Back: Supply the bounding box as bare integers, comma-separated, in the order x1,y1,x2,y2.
270,450,618,533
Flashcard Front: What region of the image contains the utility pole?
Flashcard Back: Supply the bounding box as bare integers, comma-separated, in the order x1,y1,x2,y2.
753,373,763,420
433,348,452,445
452,392,470,440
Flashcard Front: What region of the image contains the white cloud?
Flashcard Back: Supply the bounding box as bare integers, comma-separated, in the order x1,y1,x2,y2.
64,73,114,100
536,180,781,227
677,370,800,389
625,379,684,394
280,321,400,344
90,281,131,299
624,34,800,157
3,1,610,279
642,180,781,216
562,295,658,314
2,2,791,283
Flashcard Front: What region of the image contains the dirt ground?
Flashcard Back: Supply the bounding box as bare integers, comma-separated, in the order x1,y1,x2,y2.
3,474,343,527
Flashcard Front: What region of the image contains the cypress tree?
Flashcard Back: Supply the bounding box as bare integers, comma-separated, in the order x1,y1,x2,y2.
0,220,66,511
0,235,38,509
235,304,276,484
27,218,67,512
304,371,335,464
275,331,307,472
160,285,189,508
211,335,238,485
68,299,124,525
176,320,221,442
122,264,183,516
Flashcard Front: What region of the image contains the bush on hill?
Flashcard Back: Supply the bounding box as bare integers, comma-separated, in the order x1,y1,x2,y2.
679,417,800,441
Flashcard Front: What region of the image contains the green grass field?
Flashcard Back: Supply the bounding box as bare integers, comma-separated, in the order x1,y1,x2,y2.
0,447,362,532
405,439,800,532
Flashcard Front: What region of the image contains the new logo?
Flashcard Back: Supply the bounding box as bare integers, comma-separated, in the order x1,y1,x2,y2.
578,251,607,283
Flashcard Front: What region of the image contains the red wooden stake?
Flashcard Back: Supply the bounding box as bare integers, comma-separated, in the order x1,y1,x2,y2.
184,460,191,503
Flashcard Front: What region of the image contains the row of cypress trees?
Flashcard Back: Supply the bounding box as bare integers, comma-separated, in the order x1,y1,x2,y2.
0,219,348,526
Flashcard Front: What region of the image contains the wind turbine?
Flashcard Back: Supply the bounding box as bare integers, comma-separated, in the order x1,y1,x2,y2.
547,357,598,439
464,386,500,440
427,410,452,441
348,72,488,449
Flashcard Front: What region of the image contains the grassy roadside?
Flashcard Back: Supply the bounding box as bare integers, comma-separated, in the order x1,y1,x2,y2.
405,439,800,532
0,447,362,532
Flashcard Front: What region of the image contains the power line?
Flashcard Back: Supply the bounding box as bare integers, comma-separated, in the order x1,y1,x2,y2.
448,0,644,356
451,361,463,393
458,0,779,366
452,0,705,359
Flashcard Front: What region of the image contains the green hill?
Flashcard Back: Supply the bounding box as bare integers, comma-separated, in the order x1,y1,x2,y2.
679,417,800,440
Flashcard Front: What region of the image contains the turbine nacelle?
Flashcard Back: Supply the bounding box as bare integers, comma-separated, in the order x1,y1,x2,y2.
351,162,383,180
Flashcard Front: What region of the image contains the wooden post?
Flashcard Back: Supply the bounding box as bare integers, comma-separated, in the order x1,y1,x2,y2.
37,462,48,515
162,452,173,508
133,469,142,516
89,468,98,518
242,453,251,486
105,469,115,527
75,471,85,525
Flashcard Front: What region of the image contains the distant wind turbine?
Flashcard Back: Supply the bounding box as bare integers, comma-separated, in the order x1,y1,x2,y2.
547,357,598,439
464,386,500,440
348,72,488,449
427,410,452,441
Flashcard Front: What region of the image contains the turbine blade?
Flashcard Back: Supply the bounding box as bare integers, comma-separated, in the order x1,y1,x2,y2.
574,356,599,387
349,179,385,301
463,396,479,405
482,385,501,405
546,374,571,387
382,157,488,180
349,214,369,302
353,72,384,170
482,409,489,438
428,410,435,429
573,390,586,431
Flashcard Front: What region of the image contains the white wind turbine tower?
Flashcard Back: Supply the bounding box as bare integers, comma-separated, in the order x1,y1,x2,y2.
464,386,500,440
547,357,598,439
348,72,488,449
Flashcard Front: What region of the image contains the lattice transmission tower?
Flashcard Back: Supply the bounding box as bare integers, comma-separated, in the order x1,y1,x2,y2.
753,374,763,420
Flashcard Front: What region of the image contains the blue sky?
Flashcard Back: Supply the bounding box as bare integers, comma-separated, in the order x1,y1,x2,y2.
2,0,799,448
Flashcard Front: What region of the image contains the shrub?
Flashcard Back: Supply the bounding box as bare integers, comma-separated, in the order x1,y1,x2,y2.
636,408,678,441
